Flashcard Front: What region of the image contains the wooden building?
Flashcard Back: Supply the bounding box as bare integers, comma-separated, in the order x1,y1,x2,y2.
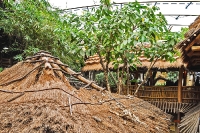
176,15,200,133
82,54,196,106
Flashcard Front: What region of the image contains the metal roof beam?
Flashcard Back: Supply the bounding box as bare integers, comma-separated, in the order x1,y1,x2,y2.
163,14,199,16
60,1,200,11
185,2,193,9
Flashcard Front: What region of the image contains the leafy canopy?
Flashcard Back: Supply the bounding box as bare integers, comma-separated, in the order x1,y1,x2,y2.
1,0,182,72
72,1,181,70
0,0,82,70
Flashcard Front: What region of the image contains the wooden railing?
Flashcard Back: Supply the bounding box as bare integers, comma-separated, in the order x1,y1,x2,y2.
122,85,200,103
182,86,200,103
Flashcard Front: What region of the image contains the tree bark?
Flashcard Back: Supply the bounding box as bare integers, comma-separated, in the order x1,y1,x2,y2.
108,69,117,86
134,57,158,96
117,67,121,94
119,60,126,94
96,42,111,92
126,60,130,95
97,53,111,92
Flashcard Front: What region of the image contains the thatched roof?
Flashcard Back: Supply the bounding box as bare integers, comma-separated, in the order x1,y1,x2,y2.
176,15,200,71
82,54,184,72
0,51,172,133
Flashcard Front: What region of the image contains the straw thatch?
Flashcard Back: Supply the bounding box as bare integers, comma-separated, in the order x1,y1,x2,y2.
0,51,172,133
176,15,200,70
82,54,184,72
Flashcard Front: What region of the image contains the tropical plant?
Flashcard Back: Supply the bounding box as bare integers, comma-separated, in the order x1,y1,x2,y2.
71,0,181,92
0,67,3,72
167,71,178,83
1,0,182,93
0,0,82,70
95,72,117,87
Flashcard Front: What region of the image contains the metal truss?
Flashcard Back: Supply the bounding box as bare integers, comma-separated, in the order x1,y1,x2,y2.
56,1,200,30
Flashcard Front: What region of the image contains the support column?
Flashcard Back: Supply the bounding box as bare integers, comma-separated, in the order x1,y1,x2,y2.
175,112,181,133
183,70,187,86
149,70,153,86
178,65,184,103
134,71,139,92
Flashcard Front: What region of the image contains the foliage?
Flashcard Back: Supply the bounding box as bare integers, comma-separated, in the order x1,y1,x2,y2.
0,67,3,72
0,0,82,70
167,71,178,83
1,0,182,91
155,82,166,86
179,27,189,39
95,72,117,87
71,1,181,91
74,2,181,64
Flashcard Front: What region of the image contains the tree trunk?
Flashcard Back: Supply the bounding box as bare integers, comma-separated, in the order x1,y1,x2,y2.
97,53,111,92
108,69,117,86
119,61,126,94
104,70,111,92
134,57,158,96
117,67,121,94
96,43,111,92
126,61,130,95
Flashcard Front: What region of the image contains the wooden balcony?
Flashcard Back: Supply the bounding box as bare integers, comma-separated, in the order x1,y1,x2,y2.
121,85,200,113
122,85,200,103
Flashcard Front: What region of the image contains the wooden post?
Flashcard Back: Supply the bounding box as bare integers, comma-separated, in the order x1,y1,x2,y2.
134,71,139,94
175,112,180,133
183,70,187,86
149,70,153,86
178,65,184,103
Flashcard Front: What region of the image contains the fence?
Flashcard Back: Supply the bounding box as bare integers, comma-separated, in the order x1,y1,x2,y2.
122,85,200,103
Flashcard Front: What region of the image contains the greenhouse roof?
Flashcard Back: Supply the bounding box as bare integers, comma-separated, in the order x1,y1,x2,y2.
49,0,200,31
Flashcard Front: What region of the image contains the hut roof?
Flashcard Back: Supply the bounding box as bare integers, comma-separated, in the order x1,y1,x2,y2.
0,51,171,133
176,15,200,71
82,54,184,72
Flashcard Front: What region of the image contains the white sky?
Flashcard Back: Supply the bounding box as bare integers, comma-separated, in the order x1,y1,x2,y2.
48,0,200,32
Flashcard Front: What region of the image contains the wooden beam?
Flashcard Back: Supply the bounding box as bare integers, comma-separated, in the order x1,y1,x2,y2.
191,46,200,51
187,50,193,57
193,61,200,65
183,70,187,86
191,57,200,63
185,34,200,52
194,63,200,66
149,70,153,86
191,60,200,66
188,52,200,57
178,65,183,103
